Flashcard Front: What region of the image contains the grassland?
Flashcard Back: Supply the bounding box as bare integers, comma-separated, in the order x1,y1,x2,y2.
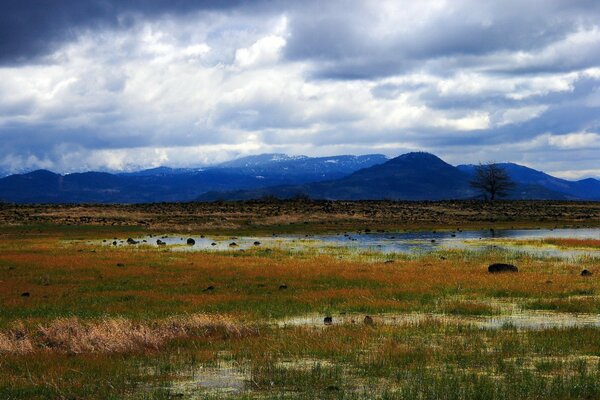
0,201,599,399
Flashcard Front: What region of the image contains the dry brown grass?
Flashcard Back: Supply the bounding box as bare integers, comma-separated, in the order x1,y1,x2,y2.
1,200,599,232
0,314,255,354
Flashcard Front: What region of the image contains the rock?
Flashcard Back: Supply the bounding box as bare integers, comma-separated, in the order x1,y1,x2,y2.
488,263,518,273
581,269,593,277
112,241,117,246
364,315,374,325
186,238,195,245
126,238,138,245
211,242,217,246
384,260,394,264
156,239,166,246
279,284,288,290
116,263,125,267
229,242,238,247
202,285,215,292
253,241,261,246
324,316,333,325
21,292,30,297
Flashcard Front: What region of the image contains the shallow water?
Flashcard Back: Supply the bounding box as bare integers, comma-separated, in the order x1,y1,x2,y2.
149,363,249,398
103,227,600,259
314,228,600,258
278,310,600,330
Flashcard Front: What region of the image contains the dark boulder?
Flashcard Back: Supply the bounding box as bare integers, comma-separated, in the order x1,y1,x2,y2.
581,269,593,277
488,263,518,273
324,316,333,325
279,284,288,290
202,285,215,292
21,292,30,297
253,241,261,246
364,315,374,325
186,238,195,245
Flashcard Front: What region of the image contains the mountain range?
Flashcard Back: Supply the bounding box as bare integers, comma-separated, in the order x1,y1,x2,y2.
0,152,598,203
0,154,387,203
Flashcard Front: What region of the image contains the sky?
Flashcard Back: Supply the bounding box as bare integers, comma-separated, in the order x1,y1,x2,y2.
0,0,599,179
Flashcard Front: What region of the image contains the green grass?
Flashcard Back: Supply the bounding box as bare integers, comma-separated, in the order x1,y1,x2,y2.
1,222,600,399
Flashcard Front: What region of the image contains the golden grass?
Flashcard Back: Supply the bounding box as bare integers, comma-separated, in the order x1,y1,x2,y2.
0,314,255,354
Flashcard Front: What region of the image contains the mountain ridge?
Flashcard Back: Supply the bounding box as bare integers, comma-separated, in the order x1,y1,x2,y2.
198,152,575,202
0,152,598,203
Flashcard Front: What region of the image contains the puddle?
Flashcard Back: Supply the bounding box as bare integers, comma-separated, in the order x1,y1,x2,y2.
156,364,250,398
100,234,319,252
277,310,600,331
99,228,600,259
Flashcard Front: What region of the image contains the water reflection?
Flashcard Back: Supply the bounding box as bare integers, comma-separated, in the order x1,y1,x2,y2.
103,228,600,259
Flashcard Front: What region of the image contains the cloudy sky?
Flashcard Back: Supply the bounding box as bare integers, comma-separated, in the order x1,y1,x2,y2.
1,0,599,178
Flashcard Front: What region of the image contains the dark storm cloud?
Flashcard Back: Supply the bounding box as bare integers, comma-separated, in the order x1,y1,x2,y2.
0,0,254,64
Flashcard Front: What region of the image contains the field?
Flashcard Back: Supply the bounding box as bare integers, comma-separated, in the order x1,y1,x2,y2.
1,200,600,399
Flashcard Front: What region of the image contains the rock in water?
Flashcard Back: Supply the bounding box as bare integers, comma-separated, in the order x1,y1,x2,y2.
488,263,518,273
186,238,195,245
324,316,333,325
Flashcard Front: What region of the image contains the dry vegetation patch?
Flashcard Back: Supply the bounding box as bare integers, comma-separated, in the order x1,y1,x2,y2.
0,314,256,354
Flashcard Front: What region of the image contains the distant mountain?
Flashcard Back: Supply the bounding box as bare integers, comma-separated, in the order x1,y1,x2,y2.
457,163,600,200
119,166,204,177
1,152,595,203
0,153,388,203
198,153,573,201
216,153,308,168
214,153,389,180
0,168,286,203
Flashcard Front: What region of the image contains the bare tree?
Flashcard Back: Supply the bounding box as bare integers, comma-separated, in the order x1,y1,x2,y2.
470,163,515,200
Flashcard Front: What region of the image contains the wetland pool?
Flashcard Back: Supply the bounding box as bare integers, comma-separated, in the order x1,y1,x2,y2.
103,227,600,259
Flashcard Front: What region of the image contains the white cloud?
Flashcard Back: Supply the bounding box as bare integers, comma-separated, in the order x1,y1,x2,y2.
497,105,548,127
234,35,286,68
545,132,600,149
